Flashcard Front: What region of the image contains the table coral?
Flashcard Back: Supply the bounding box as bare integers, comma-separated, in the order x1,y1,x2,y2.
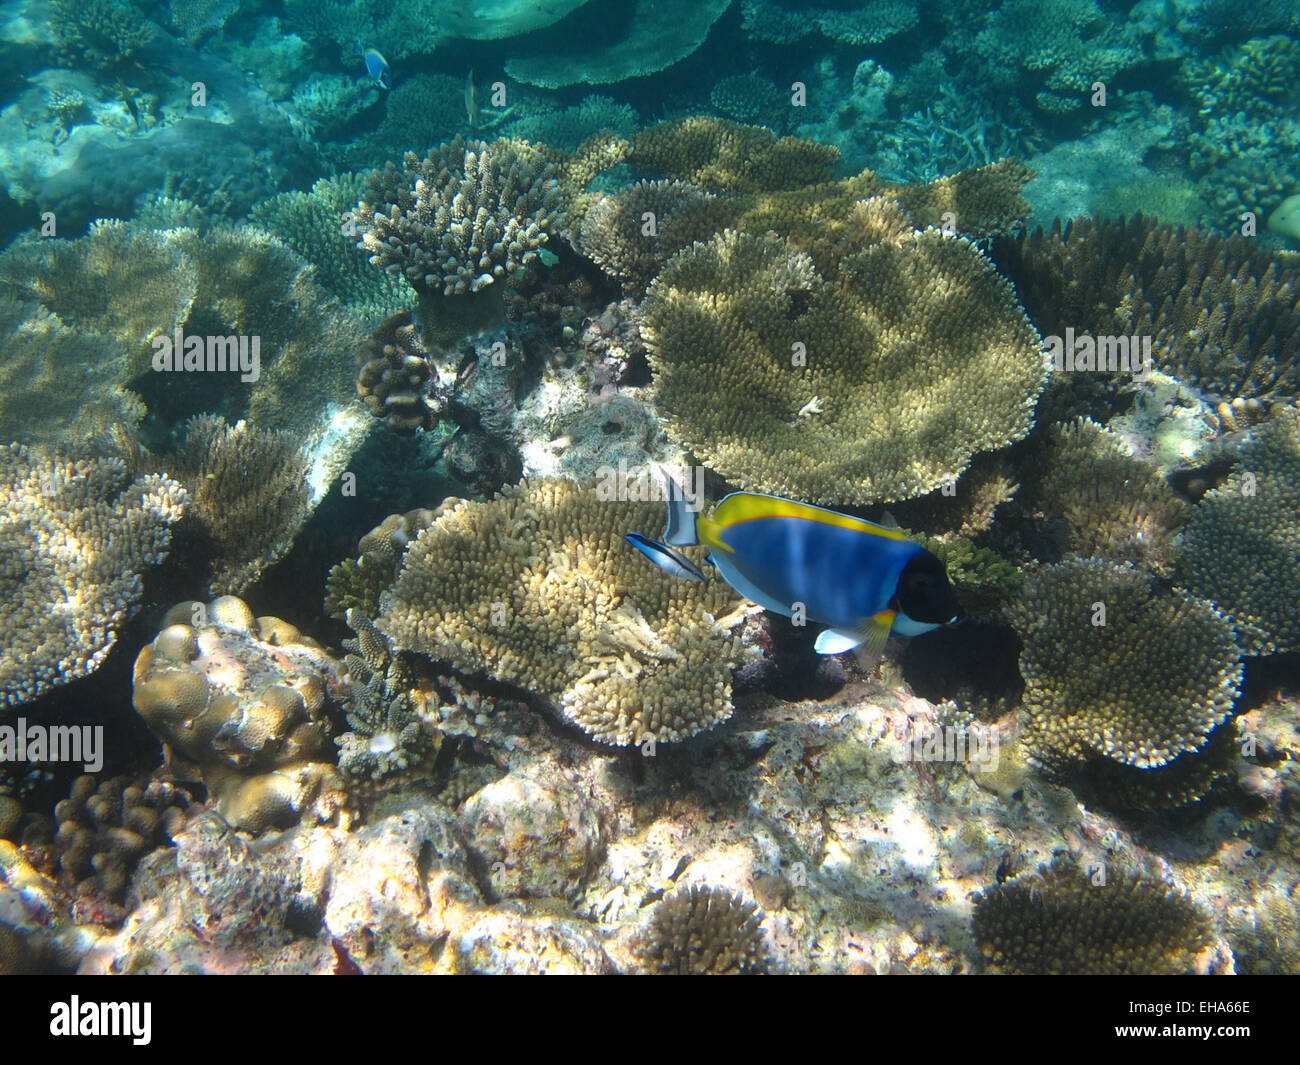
377,480,758,746
1178,407,1300,655
973,860,1212,974
640,211,1045,505
0,444,187,707
1005,558,1241,799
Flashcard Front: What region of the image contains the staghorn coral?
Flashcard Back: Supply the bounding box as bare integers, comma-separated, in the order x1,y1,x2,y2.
354,136,563,298
378,480,758,746
996,213,1300,404
504,0,729,88
148,416,317,597
640,215,1045,506
132,597,350,835
51,774,196,905
972,861,1212,974
250,174,410,323
1005,558,1241,796
0,444,187,708
636,885,769,974
1178,408,1300,655
1026,418,1188,575
628,118,840,196
577,180,734,296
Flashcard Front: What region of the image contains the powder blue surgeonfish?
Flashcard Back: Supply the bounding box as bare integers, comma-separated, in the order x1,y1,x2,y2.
362,47,391,89
626,472,963,661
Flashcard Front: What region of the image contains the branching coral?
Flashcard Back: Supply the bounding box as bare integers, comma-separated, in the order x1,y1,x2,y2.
1178,408,1300,655
132,597,349,834
973,861,1211,974
250,174,410,323
741,0,917,45
0,444,187,707
325,507,445,622
1005,558,1241,804
1026,418,1187,575
636,885,769,974
577,180,734,296
640,213,1045,506
377,480,758,746
997,214,1300,403
354,136,563,298
49,0,156,73
355,313,443,434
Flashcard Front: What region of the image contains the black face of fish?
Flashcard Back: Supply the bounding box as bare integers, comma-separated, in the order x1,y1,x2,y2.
895,552,963,625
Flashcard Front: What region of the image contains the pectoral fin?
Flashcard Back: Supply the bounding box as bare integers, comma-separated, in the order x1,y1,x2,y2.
852,610,897,670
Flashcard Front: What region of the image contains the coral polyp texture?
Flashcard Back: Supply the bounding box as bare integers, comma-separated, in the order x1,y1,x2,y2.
997,213,1300,403
577,180,734,296
377,480,757,746
636,885,770,974
354,313,440,433
132,597,349,834
0,444,187,707
354,136,564,297
1177,407,1300,654
640,215,1046,505
972,863,1212,975
1005,558,1241,804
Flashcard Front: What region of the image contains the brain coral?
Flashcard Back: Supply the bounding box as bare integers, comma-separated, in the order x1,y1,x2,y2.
377,480,758,746
1,444,187,707
1178,407,1300,655
636,885,770,974
997,213,1300,403
973,861,1212,974
132,597,349,834
1005,558,1241,780
354,136,563,297
640,212,1046,505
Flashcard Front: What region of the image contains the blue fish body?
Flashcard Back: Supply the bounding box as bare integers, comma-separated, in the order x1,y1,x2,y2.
363,48,390,89
628,475,962,657
704,502,927,631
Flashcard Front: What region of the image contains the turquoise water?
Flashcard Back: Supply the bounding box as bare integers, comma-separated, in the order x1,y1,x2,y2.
0,0,1297,975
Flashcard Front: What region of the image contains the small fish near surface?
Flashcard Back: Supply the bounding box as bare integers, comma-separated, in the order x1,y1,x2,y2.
627,471,963,662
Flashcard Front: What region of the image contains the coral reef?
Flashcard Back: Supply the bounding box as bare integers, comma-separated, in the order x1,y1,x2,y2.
377,480,758,746
640,214,1045,505
636,884,769,974
501,95,639,153
0,444,187,707
250,174,410,322
741,0,917,45
1005,558,1241,805
49,0,156,73
973,861,1212,974
577,180,734,296
505,0,730,88
325,507,445,621
1025,418,1188,575
354,313,442,434
354,136,564,298
48,774,195,908
710,74,789,133
997,214,1300,403
1178,408,1300,655
132,597,350,834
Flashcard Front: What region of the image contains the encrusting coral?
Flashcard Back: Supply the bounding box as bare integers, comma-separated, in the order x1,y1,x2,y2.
377,480,758,746
640,206,1046,505
1,444,187,708
132,597,350,834
636,884,770,974
354,136,564,299
972,861,1212,974
1005,558,1241,804
1178,407,1300,655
